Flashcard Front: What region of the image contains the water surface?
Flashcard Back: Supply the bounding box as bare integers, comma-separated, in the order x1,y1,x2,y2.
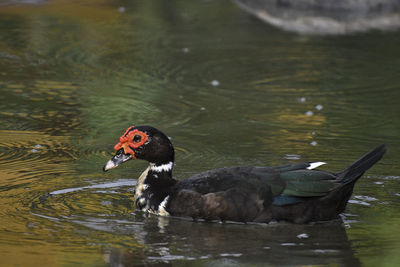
1,0,400,266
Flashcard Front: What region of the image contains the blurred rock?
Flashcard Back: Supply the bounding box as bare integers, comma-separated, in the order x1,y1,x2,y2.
234,0,400,34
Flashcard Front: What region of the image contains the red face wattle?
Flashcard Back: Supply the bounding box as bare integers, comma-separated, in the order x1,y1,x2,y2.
114,126,149,159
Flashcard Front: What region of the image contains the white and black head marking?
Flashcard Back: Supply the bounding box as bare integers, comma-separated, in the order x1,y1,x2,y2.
103,126,175,171
103,126,176,217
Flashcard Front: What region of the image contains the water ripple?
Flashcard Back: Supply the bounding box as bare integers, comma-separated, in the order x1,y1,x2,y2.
49,179,137,195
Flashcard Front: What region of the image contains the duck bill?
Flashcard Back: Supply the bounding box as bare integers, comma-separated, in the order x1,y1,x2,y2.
103,149,133,172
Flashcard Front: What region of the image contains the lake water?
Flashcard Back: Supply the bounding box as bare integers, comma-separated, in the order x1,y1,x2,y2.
1,0,400,266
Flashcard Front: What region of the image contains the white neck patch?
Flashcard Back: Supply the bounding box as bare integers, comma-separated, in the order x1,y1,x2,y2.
157,195,170,216
150,162,174,173
135,166,150,200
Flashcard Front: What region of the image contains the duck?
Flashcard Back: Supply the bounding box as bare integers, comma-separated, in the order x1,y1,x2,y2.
103,126,386,224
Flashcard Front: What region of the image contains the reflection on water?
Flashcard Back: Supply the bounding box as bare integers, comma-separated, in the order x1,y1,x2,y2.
234,0,400,35
1,0,400,266
33,180,361,266
100,217,361,266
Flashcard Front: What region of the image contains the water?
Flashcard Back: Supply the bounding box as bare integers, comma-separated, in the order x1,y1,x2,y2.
1,0,400,266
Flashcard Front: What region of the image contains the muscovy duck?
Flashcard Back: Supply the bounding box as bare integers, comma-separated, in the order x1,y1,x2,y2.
103,126,386,223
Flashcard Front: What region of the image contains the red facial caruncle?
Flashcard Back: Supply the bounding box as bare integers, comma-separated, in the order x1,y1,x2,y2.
114,126,148,159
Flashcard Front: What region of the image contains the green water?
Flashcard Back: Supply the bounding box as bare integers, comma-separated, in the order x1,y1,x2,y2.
1,0,400,266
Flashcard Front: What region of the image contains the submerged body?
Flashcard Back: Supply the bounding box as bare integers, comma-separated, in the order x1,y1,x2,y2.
104,126,386,223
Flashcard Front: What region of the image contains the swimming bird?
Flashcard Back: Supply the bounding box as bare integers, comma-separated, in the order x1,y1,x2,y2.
103,126,386,224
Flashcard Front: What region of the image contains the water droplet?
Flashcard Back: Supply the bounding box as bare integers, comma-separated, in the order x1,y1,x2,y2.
31,149,38,153
182,47,190,53
101,201,112,206
284,154,300,160
315,104,323,110
354,195,377,202
118,6,126,13
200,107,206,111
220,253,242,257
311,131,316,135
348,199,371,206
305,111,314,116
297,233,309,239
374,181,384,185
313,249,340,254
342,213,359,217
299,97,306,103
281,243,297,246
310,141,317,146
34,144,43,148
344,223,351,229
211,80,220,86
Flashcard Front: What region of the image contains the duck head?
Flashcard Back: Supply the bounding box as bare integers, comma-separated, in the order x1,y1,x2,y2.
103,126,175,171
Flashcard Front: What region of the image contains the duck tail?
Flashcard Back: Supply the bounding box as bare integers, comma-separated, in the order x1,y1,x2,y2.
338,144,386,185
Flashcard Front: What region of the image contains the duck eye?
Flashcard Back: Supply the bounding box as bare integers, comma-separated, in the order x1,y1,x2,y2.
133,135,142,143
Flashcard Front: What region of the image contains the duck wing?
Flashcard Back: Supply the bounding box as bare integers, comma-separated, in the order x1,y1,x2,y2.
177,163,339,198
167,163,339,222
178,166,285,195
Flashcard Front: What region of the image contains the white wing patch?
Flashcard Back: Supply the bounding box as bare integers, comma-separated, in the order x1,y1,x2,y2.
307,162,326,170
